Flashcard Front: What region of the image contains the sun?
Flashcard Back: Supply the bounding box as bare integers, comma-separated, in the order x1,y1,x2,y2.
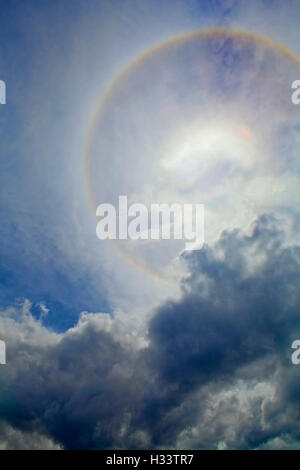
160,119,260,192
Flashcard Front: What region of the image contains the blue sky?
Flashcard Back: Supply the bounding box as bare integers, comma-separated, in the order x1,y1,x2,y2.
0,0,300,450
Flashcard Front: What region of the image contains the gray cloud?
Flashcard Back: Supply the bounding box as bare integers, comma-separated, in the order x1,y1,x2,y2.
0,214,300,449
0,423,61,450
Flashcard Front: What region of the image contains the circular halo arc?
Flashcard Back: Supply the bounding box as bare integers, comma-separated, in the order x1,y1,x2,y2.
84,27,300,281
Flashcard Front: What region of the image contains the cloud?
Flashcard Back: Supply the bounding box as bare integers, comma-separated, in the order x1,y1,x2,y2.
148,214,300,384
0,214,299,449
0,300,150,449
143,214,300,447
0,423,61,450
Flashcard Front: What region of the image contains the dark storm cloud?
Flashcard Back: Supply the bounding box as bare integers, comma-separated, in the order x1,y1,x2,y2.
1,214,300,449
0,310,148,449
149,214,300,388
142,214,300,447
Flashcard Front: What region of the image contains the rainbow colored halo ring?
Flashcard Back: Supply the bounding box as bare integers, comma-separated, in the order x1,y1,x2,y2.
84,28,300,281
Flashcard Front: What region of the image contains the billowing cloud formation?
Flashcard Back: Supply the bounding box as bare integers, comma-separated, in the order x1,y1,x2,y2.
145,214,300,448
0,214,300,449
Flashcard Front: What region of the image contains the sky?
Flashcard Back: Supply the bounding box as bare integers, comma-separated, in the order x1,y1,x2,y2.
0,0,300,450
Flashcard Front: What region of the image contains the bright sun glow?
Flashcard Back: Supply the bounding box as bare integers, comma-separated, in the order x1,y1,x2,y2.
161,120,259,189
